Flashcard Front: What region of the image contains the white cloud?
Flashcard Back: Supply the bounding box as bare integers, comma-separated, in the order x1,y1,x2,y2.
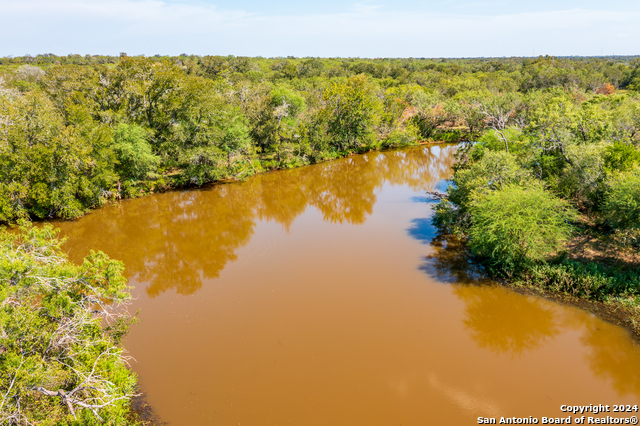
1,0,638,57
350,3,384,14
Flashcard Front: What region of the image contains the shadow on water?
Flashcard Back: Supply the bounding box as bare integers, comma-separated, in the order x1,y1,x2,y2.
416,225,640,386
580,319,640,397
419,233,489,285
409,196,430,204
411,223,561,357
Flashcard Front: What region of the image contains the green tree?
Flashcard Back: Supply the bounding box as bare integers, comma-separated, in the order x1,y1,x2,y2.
478,92,524,153
550,142,608,207
409,92,451,140
434,151,531,234
319,74,381,151
572,97,611,143
175,80,257,183
220,117,253,170
448,150,530,215
0,90,117,221
117,57,189,152
267,87,306,164
468,183,577,274
603,141,640,173
526,90,577,162
455,92,489,137
112,123,160,181
608,95,640,144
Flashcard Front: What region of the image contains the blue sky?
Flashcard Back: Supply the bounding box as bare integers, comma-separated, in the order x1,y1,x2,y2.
1,0,639,58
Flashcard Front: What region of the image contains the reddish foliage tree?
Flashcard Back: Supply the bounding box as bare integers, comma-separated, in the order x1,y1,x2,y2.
596,83,615,95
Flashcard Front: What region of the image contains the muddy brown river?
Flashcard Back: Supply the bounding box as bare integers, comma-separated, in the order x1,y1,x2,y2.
51,145,640,425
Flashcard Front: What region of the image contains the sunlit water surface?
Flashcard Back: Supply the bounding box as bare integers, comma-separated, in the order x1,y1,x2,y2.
52,145,640,425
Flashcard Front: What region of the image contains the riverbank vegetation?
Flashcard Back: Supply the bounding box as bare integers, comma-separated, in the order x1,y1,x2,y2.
430,72,640,326
0,222,137,424
2,53,640,421
1,54,639,224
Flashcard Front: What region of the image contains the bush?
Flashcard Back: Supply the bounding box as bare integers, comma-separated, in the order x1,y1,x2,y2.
603,141,640,173
468,183,577,274
603,168,640,250
270,87,305,118
0,223,138,425
524,261,612,299
382,127,419,148
434,151,531,234
520,259,640,300
603,169,640,230
549,142,608,207
477,127,530,154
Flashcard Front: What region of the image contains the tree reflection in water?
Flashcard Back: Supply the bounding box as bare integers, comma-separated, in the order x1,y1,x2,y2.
580,320,640,397
50,143,640,402
454,286,560,358
419,234,488,284
418,233,560,357
54,145,458,298
419,230,640,393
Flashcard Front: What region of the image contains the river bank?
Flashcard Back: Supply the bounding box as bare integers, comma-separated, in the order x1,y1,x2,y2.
44,144,640,425
430,233,640,343
512,284,640,340
111,138,456,200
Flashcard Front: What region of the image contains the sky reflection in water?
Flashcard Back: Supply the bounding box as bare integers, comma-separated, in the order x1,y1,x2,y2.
50,144,640,425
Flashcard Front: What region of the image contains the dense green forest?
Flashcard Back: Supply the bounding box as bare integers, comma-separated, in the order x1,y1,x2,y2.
1,53,640,222
2,53,640,423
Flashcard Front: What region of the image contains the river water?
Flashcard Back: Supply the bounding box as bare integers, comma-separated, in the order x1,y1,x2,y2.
52,145,640,425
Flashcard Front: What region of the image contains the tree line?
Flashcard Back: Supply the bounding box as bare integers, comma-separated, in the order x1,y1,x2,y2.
1,54,640,223
431,63,640,312
2,53,640,423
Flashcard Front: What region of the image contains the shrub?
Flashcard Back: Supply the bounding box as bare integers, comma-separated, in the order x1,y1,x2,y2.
602,169,640,250
382,127,419,148
468,183,577,274
603,169,640,230
520,259,640,300
524,261,611,299
551,142,608,207
0,223,138,424
603,141,640,173
434,151,531,234
477,127,530,154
